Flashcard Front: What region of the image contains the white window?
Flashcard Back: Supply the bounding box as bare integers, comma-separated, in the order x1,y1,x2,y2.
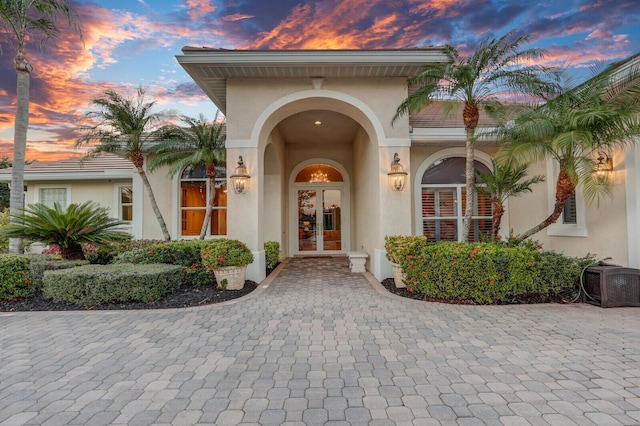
38,188,67,209
119,187,133,221
420,157,492,242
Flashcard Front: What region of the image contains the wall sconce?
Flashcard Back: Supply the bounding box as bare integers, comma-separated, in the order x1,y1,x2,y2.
594,151,613,185
230,156,250,194
387,153,408,191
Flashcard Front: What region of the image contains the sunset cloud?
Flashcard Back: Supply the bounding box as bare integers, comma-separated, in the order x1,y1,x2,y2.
0,0,637,161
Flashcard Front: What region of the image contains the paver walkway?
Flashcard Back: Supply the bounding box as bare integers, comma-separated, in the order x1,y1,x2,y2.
1,257,639,426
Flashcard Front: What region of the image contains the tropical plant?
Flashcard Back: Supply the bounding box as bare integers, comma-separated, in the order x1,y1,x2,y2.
499,61,640,243
0,201,131,260
75,87,175,241
148,113,226,239
0,0,82,253
474,158,545,239
394,29,559,242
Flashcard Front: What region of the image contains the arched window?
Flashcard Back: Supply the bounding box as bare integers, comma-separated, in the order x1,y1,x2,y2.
420,157,492,242
180,164,227,237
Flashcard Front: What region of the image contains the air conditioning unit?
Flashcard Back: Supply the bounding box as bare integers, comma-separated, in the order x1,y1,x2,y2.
582,266,640,308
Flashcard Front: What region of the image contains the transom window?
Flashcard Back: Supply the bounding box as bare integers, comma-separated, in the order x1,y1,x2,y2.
421,157,492,242
180,164,227,237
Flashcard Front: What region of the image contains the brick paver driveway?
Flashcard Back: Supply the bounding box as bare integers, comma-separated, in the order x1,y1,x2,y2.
1,257,639,425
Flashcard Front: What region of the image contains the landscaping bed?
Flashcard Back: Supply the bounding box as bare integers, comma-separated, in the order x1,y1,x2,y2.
0,281,258,312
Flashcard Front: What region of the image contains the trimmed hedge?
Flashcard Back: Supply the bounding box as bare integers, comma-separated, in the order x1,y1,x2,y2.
0,254,33,300
43,263,182,307
388,236,594,304
115,240,215,286
26,254,89,289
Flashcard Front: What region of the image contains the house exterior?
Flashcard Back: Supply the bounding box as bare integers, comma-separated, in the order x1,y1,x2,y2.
2,49,638,282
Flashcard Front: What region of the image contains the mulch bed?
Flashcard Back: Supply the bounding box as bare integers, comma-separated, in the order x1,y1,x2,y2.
380,278,573,305
0,282,258,312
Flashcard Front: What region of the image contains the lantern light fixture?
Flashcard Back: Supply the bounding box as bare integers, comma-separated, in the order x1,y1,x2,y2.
594,151,613,185
387,152,408,191
230,156,250,194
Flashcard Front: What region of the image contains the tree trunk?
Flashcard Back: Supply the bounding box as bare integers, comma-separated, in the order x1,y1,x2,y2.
199,180,215,240
200,164,217,239
136,166,171,241
9,56,32,254
60,243,85,260
461,127,475,242
516,168,575,243
491,200,504,240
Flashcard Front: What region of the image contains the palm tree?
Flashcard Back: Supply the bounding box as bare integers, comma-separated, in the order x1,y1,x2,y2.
0,0,81,254
75,87,174,241
499,62,640,243
148,113,226,239
474,158,545,239
0,201,131,260
394,29,559,242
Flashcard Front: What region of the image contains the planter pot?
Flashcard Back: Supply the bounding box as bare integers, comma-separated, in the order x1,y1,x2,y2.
214,265,247,290
390,262,406,288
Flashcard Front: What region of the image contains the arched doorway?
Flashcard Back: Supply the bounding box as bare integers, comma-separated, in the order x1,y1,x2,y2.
290,161,350,255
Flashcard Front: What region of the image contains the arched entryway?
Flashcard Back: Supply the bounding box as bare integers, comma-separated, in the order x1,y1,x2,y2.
289,160,350,255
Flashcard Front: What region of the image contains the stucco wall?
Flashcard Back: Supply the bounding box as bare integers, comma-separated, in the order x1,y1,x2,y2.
508,156,630,266
29,179,134,235
226,77,409,143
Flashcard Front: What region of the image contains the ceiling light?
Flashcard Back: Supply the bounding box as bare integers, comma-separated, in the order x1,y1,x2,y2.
314,120,322,125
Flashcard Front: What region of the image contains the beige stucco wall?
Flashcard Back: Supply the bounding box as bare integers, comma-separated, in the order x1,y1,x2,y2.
27,179,134,237
226,77,409,143
29,179,130,215
141,163,176,241
508,155,630,266
223,75,412,273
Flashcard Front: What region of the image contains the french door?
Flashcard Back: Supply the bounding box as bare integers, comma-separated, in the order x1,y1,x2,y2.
296,187,344,254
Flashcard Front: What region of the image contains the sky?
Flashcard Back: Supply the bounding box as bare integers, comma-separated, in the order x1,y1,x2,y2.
0,0,639,162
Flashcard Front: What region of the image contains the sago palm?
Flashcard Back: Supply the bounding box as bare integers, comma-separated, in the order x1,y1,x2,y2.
394,29,559,242
474,158,545,239
0,0,82,253
499,61,640,243
75,87,175,241
0,201,131,260
148,113,226,239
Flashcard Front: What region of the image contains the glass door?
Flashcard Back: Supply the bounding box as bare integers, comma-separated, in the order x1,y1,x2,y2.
297,188,342,253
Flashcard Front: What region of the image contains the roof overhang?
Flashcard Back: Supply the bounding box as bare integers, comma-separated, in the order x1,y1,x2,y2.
0,171,133,183
176,48,449,113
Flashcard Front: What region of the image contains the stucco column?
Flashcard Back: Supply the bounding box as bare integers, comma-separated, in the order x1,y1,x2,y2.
373,146,413,281
226,145,266,282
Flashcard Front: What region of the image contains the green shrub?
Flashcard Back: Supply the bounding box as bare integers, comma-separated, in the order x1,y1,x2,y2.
202,239,254,269
0,210,9,253
384,235,427,263
115,240,215,286
400,242,538,303
0,254,33,300
42,263,182,307
533,251,596,295
265,241,280,270
388,237,595,304
27,255,89,289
